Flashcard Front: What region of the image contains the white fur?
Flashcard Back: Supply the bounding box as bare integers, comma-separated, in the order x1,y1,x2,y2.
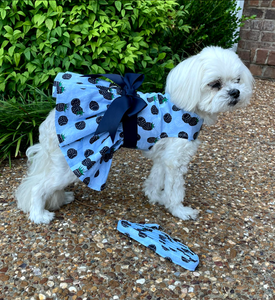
15,46,254,224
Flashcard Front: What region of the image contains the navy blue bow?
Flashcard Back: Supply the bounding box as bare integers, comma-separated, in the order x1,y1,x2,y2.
82,73,147,147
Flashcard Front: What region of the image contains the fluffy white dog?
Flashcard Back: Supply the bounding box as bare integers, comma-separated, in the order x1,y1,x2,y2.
15,46,254,224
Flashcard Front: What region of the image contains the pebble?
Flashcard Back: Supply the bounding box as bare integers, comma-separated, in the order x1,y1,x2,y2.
136,279,145,284
60,283,68,289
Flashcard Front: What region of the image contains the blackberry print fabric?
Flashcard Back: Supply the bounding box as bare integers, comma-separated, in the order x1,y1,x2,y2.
117,220,199,271
53,72,204,191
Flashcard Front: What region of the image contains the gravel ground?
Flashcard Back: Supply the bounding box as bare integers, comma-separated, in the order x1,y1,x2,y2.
0,78,274,300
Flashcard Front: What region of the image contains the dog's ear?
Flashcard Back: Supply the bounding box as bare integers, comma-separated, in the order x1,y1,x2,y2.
240,61,254,94
165,54,204,111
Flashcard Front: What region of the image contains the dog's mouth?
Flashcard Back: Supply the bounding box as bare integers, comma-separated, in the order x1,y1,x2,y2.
228,99,239,106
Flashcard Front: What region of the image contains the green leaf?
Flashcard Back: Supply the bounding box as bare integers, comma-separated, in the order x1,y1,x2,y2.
14,53,21,67
115,1,121,12
8,46,16,57
40,74,49,83
45,19,54,30
15,136,22,157
158,53,166,60
4,25,13,35
55,27,62,37
49,0,57,11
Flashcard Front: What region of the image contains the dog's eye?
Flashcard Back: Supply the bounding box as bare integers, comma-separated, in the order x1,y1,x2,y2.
208,80,222,90
235,77,240,83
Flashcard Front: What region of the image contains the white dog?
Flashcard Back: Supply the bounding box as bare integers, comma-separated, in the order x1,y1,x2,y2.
15,46,254,224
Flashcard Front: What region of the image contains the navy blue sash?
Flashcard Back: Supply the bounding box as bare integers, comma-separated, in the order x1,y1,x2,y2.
82,73,147,148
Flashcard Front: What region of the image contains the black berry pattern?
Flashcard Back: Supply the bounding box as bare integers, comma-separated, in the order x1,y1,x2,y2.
142,122,155,131
100,147,114,164
163,113,172,123
193,132,199,140
56,103,68,112
56,82,65,94
189,117,199,126
117,220,199,271
58,116,68,126
147,96,156,103
182,113,191,123
89,101,99,111
73,166,84,178
94,170,100,177
82,158,96,170
71,98,80,106
96,85,113,100
88,77,99,84
178,131,188,139
151,105,159,115
100,146,110,155
160,132,168,138
84,149,94,158
89,135,99,144
75,121,86,130
57,134,66,143
182,113,199,126
147,137,158,144
172,105,181,111
158,94,168,105
137,117,146,127
71,98,84,116
67,148,77,159
62,73,72,80
83,177,90,185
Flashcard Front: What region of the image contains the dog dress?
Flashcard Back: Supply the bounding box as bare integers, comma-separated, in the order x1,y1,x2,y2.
53,72,204,191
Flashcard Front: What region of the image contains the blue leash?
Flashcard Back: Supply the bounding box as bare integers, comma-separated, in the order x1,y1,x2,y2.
117,220,199,271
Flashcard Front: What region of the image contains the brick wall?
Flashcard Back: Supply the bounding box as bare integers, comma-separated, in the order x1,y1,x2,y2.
238,0,275,79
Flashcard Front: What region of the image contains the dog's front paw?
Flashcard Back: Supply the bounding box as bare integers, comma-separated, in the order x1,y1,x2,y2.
168,205,199,220
29,210,55,224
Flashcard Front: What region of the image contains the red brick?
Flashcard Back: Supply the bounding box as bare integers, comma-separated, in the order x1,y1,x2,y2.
266,10,275,19
250,20,263,30
263,66,275,78
249,0,260,6
267,51,275,66
238,40,246,49
261,0,271,7
272,0,275,7
263,20,275,31
243,8,264,18
238,49,251,61
249,64,263,76
261,32,275,42
256,49,269,64
245,41,262,50
249,30,261,41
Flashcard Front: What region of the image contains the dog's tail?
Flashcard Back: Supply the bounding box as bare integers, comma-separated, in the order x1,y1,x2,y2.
15,142,50,213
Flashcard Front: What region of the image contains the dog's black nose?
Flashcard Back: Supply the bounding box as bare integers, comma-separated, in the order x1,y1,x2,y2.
228,89,240,99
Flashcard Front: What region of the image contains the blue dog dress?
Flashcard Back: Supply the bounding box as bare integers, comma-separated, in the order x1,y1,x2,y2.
53,72,204,191
117,220,199,271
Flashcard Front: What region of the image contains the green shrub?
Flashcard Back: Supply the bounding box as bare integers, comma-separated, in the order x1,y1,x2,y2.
160,0,253,58
0,0,188,97
0,87,55,165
